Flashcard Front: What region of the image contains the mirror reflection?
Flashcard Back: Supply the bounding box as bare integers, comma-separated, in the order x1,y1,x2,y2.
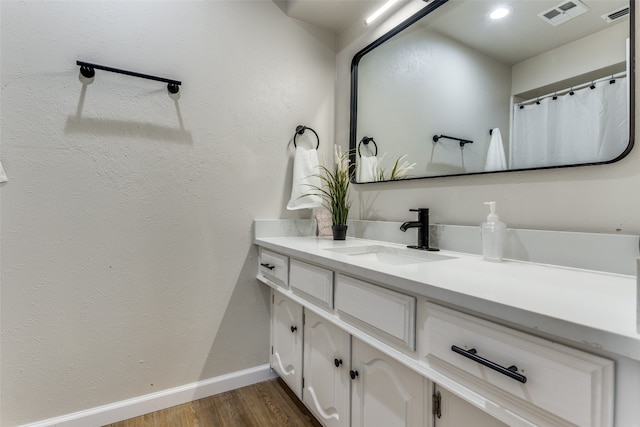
350,0,633,182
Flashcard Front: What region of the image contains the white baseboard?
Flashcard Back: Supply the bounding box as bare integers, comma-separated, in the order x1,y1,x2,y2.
20,364,277,427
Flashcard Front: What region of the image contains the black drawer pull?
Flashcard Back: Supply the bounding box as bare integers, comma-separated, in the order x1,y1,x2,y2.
291,326,298,333
451,345,527,384
260,263,275,270
350,370,359,380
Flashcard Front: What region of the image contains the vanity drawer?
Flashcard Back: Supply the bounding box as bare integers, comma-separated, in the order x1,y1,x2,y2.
335,274,415,350
289,259,333,310
259,249,289,288
423,303,614,427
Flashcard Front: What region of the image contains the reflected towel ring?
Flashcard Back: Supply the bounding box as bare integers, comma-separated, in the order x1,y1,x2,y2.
358,136,378,157
293,125,319,149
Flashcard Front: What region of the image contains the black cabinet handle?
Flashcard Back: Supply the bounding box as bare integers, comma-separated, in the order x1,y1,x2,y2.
334,358,343,368
290,326,297,333
260,263,275,270
451,345,527,384
350,370,359,380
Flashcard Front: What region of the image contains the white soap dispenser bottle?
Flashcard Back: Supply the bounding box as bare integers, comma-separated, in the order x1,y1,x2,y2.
481,201,506,262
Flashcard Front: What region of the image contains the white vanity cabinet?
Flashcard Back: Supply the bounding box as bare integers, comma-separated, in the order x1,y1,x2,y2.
335,274,416,351
257,241,620,427
291,259,334,310
271,292,303,398
260,248,289,288
303,310,351,427
422,303,614,427
350,337,427,427
433,385,508,427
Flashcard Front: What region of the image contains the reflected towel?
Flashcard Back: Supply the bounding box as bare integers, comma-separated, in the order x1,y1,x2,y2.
357,155,379,182
287,146,323,210
484,128,507,172
0,160,7,183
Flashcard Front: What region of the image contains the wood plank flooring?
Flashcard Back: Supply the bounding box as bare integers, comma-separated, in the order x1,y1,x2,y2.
104,378,322,427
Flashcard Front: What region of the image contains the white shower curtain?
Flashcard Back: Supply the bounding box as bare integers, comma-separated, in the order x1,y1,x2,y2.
511,77,628,169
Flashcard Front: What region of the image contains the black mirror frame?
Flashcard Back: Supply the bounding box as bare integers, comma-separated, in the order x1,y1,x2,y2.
349,0,635,183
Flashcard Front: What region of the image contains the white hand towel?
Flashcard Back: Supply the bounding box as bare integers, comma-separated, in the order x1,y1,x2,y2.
287,146,323,210
357,155,379,182
0,160,7,183
484,128,507,172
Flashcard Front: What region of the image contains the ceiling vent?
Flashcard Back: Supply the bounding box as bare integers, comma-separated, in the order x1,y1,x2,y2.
602,6,630,23
538,0,589,26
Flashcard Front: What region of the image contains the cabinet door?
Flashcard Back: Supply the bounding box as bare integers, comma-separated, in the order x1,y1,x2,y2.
433,385,508,427
351,338,425,427
303,310,351,427
272,292,303,397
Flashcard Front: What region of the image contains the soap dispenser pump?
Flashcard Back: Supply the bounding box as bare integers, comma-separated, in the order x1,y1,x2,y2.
481,201,506,262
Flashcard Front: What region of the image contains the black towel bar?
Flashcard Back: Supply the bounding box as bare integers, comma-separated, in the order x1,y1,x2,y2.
77,61,182,94
433,134,473,148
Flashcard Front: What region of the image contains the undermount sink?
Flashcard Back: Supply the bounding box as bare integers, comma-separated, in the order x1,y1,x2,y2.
325,244,455,265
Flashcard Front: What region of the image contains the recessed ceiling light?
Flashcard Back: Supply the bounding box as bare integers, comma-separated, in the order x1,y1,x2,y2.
489,6,511,20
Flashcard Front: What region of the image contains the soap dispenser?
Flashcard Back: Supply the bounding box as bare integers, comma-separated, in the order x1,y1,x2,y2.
481,201,506,262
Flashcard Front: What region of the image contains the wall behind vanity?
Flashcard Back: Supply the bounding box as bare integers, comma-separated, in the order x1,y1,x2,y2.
336,2,640,235
0,1,335,425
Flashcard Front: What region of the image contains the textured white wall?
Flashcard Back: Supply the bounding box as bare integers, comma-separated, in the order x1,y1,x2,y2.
357,26,511,177
512,22,628,95
337,3,640,235
0,1,335,425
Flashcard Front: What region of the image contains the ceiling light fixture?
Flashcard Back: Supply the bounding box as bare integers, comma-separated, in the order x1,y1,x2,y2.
365,0,400,25
489,6,511,20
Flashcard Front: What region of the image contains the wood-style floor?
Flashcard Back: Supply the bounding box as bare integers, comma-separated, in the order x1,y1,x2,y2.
104,379,322,427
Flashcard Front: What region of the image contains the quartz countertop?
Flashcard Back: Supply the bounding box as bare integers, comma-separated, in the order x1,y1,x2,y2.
255,235,640,360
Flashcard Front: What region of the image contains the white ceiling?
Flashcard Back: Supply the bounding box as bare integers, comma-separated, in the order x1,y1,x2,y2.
281,0,386,33
423,0,629,65
280,0,629,65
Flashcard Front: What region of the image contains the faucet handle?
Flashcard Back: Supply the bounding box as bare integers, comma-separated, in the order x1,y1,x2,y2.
410,208,429,212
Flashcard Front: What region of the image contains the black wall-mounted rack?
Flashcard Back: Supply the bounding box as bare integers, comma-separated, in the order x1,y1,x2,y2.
77,61,182,94
433,134,474,148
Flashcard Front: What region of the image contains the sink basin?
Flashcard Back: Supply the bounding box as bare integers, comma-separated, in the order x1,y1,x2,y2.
325,245,455,265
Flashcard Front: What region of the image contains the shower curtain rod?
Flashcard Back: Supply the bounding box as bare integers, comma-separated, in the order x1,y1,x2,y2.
518,71,627,107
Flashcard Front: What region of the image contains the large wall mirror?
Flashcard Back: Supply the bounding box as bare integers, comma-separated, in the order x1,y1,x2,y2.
350,0,634,183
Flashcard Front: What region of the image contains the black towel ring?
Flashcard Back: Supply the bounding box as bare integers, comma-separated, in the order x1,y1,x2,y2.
358,136,378,157
293,125,319,150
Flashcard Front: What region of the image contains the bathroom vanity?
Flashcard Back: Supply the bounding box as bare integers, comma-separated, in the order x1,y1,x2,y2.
254,220,639,427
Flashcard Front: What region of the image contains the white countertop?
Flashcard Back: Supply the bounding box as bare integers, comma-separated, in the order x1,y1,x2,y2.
255,235,640,361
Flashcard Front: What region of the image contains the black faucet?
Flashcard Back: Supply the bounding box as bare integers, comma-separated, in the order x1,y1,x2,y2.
400,208,439,251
